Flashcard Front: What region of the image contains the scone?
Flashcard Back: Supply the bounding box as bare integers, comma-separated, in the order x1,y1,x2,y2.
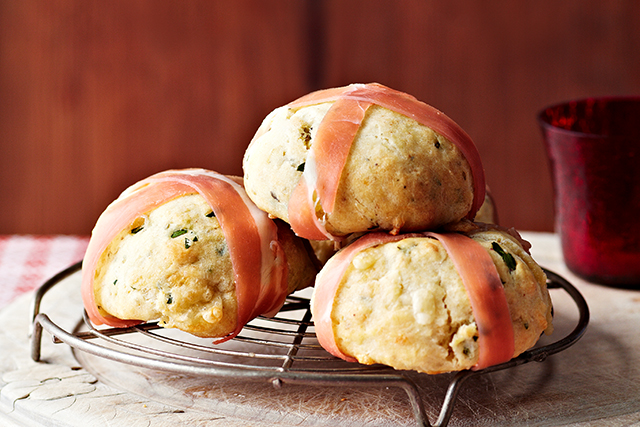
81,169,318,341
311,224,553,374
243,83,486,241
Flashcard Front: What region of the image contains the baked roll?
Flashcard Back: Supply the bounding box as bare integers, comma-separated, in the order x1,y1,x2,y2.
81,169,318,341
311,224,553,374
243,83,485,241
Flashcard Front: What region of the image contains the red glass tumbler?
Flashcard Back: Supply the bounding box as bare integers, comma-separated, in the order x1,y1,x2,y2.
538,97,640,287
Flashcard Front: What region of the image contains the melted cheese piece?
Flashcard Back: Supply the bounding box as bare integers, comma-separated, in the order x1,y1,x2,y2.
312,231,514,370
81,169,288,342
287,83,486,240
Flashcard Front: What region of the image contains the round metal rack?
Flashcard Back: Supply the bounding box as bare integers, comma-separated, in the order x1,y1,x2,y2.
31,263,589,427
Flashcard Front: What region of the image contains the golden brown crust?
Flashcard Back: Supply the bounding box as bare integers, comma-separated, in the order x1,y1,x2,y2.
274,219,319,294
474,187,499,224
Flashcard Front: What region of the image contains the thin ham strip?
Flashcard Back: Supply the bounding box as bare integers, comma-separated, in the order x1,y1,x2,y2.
286,84,485,239
81,169,287,342
289,97,372,240
287,176,333,241
305,97,373,216
312,231,514,370
424,232,514,370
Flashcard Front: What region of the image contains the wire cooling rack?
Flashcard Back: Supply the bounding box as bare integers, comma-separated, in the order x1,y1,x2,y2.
31,263,589,427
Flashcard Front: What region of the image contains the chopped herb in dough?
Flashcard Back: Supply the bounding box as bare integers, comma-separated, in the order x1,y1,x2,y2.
171,229,188,238
492,242,516,272
131,226,144,234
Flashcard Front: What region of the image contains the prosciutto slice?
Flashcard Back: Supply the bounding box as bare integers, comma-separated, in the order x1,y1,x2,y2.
424,232,514,370
311,231,514,370
81,169,288,343
287,83,486,240
288,97,372,240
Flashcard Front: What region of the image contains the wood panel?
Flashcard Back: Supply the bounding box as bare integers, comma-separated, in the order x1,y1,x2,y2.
319,0,640,231
0,0,310,234
2,0,640,234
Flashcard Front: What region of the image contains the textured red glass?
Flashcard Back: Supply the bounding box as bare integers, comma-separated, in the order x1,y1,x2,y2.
539,97,640,287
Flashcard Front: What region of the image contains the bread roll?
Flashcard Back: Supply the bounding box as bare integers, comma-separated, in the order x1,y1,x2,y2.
82,169,318,340
311,224,553,374
243,83,485,241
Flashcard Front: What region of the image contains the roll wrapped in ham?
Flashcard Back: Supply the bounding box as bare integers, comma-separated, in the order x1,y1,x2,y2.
244,83,485,241
311,224,553,374
82,169,317,341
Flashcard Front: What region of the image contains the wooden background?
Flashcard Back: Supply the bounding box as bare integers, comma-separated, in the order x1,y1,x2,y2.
1,0,639,235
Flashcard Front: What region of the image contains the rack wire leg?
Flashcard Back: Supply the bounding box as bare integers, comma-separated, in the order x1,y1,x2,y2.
399,379,431,426
31,315,44,362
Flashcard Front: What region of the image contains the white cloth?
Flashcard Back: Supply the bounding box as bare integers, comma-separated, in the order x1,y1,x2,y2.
0,235,89,310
